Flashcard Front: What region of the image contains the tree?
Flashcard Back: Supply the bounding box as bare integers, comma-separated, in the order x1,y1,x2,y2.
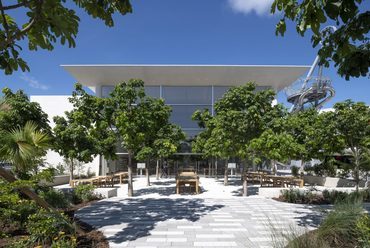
0,0,132,75
193,82,285,185
280,108,344,175
271,0,369,80
0,88,50,133
0,121,53,210
53,111,98,183
62,83,119,180
249,129,304,175
332,100,370,190
135,97,185,186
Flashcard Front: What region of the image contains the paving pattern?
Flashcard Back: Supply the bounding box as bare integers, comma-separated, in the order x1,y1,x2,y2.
76,192,326,247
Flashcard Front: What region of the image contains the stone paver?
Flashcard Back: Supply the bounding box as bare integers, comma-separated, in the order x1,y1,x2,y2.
76,177,326,247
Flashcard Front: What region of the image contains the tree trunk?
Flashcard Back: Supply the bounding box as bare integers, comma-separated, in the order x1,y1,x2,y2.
243,177,248,196
0,167,54,210
215,159,218,179
224,159,229,186
208,159,211,177
127,150,134,197
146,159,150,186
69,159,74,186
272,160,277,175
354,153,360,192
156,160,159,180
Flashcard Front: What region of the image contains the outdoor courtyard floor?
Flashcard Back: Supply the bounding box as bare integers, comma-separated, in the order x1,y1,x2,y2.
76,177,328,247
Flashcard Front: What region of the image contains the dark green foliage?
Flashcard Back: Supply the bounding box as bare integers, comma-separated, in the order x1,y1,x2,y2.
291,166,299,177
0,88,51,133
356,214,370,247
280,201,369,248
0,0,132,74
26,209,75,246
317,200,365,247
280,189,318,204
0,179,38,236
39,188,70,209
73,184,100,203
193,82,285,160
271,0,369,80
280,188,370,204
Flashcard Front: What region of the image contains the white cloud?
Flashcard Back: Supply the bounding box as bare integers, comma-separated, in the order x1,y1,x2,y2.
20,74,49,90
227,0,274,16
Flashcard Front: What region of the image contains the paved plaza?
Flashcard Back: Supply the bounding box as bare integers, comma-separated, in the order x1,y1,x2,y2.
76,177,326,248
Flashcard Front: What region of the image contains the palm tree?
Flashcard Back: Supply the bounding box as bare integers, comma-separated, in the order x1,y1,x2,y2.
0,121,53,210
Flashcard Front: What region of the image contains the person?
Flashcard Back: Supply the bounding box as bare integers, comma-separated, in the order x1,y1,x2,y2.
161,161,168,178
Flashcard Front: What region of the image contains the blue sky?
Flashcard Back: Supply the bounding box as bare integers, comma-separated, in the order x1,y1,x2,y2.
0,0,368,108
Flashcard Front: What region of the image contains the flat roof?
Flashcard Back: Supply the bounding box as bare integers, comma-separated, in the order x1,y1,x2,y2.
61,64,309,91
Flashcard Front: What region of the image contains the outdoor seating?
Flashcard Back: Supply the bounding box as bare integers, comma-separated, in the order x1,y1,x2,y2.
70,171,128,188
113,171,129,184
176,171,200,194
243,172,304,188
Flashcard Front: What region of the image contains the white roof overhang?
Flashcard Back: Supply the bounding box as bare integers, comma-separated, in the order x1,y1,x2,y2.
61,64,309,92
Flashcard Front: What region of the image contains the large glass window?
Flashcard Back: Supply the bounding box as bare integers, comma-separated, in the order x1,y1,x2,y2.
170,105,211,128
101,86,115,98
213,86,230,101
183,129,203,139
145,86,160,98
163,86,212,104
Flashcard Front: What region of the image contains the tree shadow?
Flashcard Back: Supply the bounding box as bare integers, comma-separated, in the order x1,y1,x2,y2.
215,178,243,186
293,205,330,228
132,179,207,196
231,185,260,196
76,198,224,245
134,185,176,196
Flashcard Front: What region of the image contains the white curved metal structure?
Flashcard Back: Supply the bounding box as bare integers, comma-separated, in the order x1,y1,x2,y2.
285,26,337,113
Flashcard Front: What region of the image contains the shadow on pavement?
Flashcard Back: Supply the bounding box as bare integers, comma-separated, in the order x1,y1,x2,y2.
76,198,224,245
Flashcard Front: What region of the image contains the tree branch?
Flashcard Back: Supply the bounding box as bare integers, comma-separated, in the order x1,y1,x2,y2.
2,0,43,48
0,1,31,11
0,0,10,36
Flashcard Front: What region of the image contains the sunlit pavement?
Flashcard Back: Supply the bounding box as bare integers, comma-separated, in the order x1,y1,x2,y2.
76,177,327,247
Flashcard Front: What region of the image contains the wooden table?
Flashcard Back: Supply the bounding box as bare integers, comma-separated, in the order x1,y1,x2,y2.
176,172,199,194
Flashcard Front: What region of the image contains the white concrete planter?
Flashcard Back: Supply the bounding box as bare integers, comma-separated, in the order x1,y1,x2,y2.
303,175,365,187
39,175,70,186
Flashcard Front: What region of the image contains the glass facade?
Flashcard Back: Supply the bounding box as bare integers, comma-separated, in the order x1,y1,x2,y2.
100,85,268,138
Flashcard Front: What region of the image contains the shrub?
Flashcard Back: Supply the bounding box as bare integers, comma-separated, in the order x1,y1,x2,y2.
317,200,364,247
322,189,368,204
356,214,370,247
40,188,70,209
291,166,299,177
50,233,77,248
280,189,320,204
73,184,100,203
0,179,38,234
27,209,75,246
279,201,369,247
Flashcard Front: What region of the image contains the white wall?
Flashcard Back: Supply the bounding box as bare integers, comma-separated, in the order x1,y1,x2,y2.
30,95,100,176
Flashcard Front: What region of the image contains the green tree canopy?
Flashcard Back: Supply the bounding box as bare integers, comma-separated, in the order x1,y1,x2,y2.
332,100,370,189
135,97,185,186
271,0,369,80
193,82,285,183
0,0,132,75
0,88,50,133
53,111,100,182
67,79,184,196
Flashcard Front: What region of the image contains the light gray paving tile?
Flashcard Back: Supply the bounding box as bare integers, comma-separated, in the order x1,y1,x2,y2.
194,241,238,247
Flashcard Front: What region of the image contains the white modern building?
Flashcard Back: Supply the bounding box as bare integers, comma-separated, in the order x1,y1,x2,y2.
31,64,309,176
